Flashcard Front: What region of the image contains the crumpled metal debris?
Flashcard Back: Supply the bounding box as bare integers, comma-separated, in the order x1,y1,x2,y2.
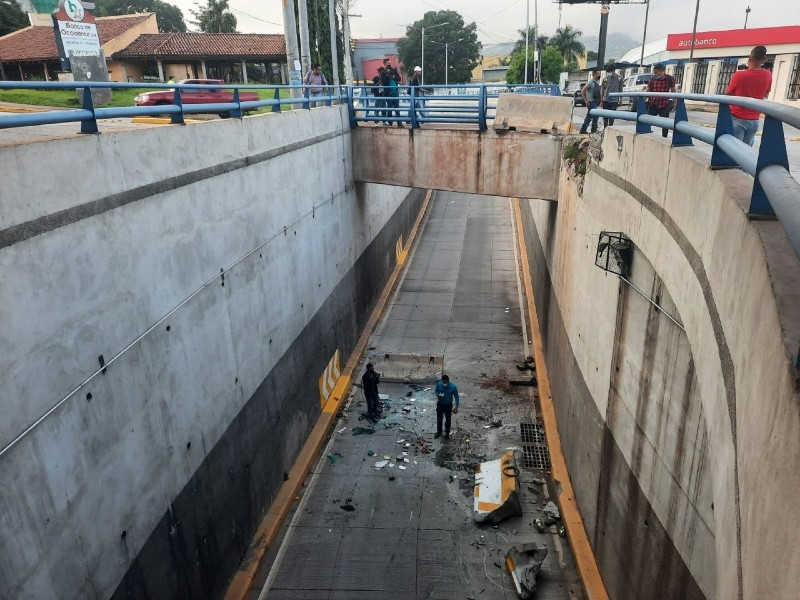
506,543,548,599
543,501,561,521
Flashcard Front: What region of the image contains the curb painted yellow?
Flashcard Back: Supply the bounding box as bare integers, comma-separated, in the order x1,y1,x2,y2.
0,106,48,113
223,189,434,600
513,198,610,600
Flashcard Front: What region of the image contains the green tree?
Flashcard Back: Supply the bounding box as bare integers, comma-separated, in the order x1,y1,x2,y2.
506,46,565,84
190,0,236,33
551,25,585,64
94,0,187,32
396,10,481,84
539,46,565,83
512,27,549,56
0,0,28,37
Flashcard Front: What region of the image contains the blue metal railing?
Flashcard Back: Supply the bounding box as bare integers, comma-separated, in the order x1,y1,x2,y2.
590,92,800,260
349,83,560,131
0,81,349,133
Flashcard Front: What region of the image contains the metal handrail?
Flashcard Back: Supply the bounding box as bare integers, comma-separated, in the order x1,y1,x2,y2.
0,81,349,132
588,91,800,260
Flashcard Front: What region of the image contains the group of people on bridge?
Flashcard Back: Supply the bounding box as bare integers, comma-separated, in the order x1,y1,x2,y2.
368,59,431,126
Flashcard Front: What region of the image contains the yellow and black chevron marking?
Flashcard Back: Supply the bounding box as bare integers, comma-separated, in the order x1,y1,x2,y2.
395,234,408,265
319,350,342,409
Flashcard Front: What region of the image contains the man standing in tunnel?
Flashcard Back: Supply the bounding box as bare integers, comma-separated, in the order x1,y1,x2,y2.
362,363,381,422
434,374,460,439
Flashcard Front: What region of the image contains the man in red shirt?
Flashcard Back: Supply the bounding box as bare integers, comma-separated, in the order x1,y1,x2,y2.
726,45,772,146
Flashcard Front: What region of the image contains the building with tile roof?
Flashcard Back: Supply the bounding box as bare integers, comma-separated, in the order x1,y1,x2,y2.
0,13,287,84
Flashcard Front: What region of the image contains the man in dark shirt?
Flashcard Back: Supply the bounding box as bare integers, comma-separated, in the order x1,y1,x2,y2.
362,363,381,422
602,66,623,128
726,45,772,146
409,65,430,121
380,58,403,127
646,63,676,138
372,67,387,124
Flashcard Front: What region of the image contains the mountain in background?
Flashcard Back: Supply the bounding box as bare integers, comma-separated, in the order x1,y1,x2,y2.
580,32,640,62
483,32,639,62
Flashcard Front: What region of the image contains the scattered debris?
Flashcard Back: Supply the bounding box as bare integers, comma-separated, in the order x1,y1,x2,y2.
399,465,407,470
389,476,396,481
374,460,389,469
327,454,337,464
531,477,545,486
534,519,546,533
543,501,561,521
509,377,538,387
337,427,347,433
378,394,389,400
558,526,566,538
506,544,548,599
340,504,355,512
351,427,375,436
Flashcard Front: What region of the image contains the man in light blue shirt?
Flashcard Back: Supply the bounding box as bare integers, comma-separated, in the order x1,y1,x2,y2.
434,374,460,439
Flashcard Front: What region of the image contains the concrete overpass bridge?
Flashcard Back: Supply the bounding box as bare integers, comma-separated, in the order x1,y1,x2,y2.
0,83,798,600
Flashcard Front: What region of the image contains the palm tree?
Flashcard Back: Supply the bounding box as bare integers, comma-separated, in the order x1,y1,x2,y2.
190,0,237,33
551,25,585,64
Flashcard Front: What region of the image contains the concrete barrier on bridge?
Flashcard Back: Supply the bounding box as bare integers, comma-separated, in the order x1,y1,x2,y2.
353,127,562,200
493,94,574,134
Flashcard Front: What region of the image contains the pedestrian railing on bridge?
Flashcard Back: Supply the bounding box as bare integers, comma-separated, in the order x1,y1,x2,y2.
348,83,560,131
590,92,800,262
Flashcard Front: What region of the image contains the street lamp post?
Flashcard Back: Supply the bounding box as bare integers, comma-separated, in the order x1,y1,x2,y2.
432,38,464,86
639,0,651,68
524,0,530,85
689,0,701,62
744,5,751,29
421,21,449,85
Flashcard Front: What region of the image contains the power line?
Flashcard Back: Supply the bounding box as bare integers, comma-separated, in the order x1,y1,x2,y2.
229,7,282,28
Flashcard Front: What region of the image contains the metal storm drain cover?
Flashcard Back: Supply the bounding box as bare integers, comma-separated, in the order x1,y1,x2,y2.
521,444,551,470
520,421,546,444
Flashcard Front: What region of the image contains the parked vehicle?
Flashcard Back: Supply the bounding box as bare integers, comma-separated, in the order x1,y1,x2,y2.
571,82,587,107
621,73,654,110
134,79,260,118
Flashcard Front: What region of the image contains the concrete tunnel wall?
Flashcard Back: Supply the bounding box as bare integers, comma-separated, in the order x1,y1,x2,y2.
519,130,800,600
0,106,424,598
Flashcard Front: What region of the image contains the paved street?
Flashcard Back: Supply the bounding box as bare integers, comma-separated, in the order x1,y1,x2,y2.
255,192,584,600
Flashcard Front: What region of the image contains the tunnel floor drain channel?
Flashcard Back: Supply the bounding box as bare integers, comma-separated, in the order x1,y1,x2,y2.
520,421,546,444
521,445,551,470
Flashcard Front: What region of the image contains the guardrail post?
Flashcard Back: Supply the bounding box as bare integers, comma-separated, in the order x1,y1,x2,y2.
479,85,487,132
635,97,651,134
170,88,184,125
79,87,98,134
272,88,281,113
347,86,357,129
409,86,419,129
230,88,243,118
303,87,310,110
749,115,787,216
671,98,693,147
710,103,738,169
325,88,332,107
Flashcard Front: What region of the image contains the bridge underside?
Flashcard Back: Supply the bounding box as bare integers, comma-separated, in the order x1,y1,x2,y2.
353,127,562,200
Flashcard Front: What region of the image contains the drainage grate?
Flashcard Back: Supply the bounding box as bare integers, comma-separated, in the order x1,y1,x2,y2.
520,422,546,444
521,444,551,470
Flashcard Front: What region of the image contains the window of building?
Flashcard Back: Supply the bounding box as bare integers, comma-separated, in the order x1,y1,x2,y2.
673,64,685,91
692,62,709,94
788,55,800,100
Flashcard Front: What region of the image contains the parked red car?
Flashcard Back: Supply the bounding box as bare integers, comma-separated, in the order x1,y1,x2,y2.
134,79,260,118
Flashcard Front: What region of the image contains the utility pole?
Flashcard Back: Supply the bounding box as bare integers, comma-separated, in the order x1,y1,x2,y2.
534,0,540,84
639,0,650,68
340,0,353,84
689,0,701,62
524,0,530,85
744,5,751,29
328,0,340,87
283,0,302,96
297,0,312,78
597,3,610,70
420,21,449,85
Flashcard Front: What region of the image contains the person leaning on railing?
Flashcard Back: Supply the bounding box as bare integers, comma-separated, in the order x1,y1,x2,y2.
372,67,388,125
409,66,432,122
380,59,403,127
645,63,676,139
726,45,773,147
601,65,623,128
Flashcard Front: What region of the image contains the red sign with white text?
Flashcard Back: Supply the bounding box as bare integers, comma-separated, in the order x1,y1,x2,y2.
667,26,800,51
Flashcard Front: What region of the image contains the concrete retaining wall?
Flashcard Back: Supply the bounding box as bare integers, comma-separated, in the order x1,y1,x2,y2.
352,127,562,200
0,107,423,598
520,131,800,600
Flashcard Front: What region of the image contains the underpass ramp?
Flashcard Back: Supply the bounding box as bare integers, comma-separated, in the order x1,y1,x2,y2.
367,352,444,383
493,94,574,134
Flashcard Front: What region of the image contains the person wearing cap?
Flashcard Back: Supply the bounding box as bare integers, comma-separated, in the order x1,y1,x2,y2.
601,65,623,128
434,374,460,440
409,66,431,122
726,45,772,146
645,63,676,138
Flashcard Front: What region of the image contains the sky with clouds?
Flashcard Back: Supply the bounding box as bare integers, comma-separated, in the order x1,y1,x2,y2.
174,0,800,49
